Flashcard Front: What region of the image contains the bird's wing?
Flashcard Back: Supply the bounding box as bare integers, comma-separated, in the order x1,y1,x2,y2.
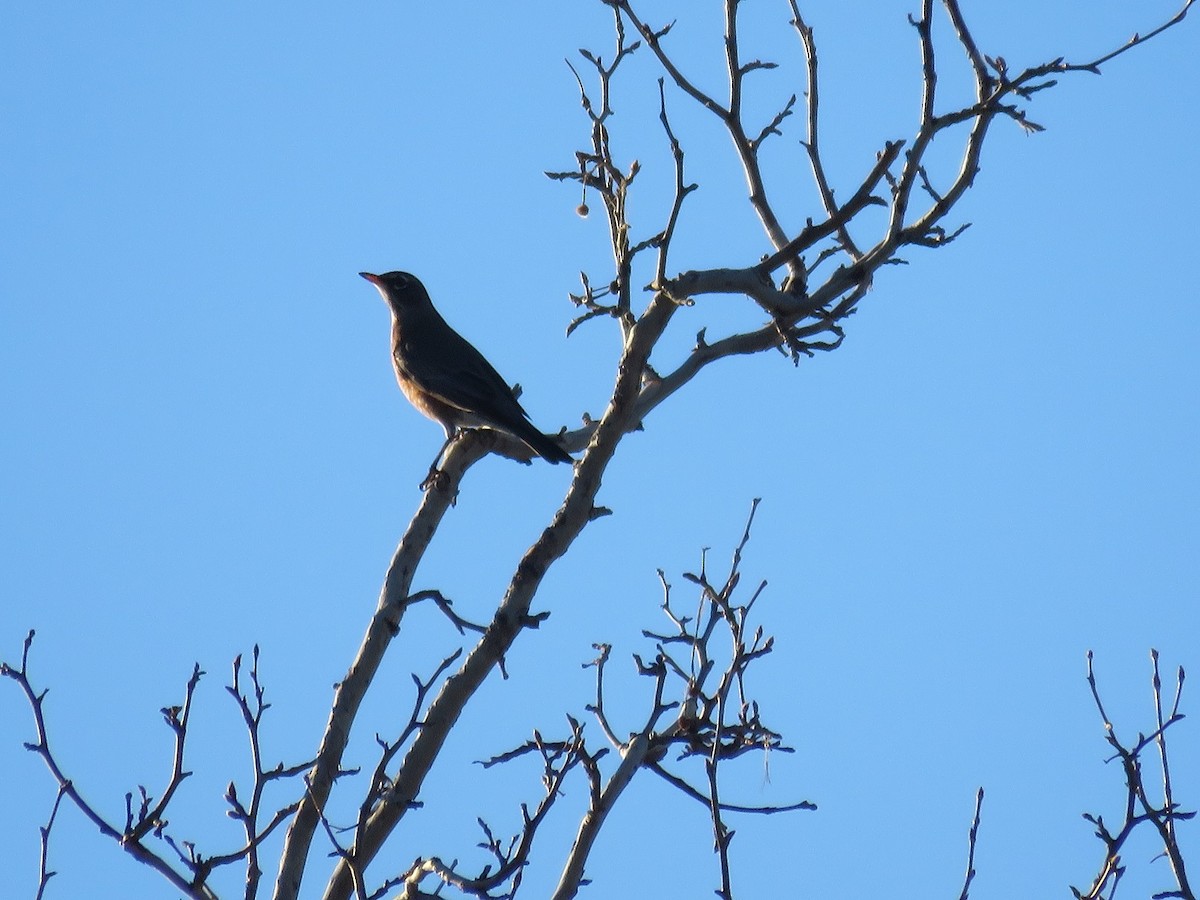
400,324,533,426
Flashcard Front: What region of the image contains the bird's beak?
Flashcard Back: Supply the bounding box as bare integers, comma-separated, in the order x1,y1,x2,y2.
359,271,382,286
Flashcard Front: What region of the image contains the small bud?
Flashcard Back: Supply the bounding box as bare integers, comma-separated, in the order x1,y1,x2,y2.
576,203,589,218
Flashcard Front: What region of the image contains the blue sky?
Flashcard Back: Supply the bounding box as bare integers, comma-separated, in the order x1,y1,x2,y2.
2,2,1197,898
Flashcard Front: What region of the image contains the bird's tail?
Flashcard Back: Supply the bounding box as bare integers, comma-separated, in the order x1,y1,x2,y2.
520,425,573,465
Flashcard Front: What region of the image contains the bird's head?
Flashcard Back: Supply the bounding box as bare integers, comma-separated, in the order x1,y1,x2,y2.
359,271,431,313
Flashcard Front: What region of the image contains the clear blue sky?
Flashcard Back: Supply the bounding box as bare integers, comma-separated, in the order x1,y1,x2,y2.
2,3,1197,898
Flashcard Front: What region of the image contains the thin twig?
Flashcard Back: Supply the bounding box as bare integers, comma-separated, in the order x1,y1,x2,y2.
956,788,984,900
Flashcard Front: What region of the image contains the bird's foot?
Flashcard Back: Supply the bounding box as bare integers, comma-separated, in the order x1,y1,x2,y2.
420,463,449,493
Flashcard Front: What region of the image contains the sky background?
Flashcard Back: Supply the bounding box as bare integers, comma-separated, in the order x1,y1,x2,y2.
2,2,1197,898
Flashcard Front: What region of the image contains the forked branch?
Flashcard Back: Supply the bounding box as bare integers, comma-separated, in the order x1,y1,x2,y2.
2,632,315,900
1074,651,1193,899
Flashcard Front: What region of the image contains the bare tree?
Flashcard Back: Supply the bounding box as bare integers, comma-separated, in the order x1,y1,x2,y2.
4,2,1194,899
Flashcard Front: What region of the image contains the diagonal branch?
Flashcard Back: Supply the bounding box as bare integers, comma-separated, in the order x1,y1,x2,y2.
322,292,682,900
273,437,488,900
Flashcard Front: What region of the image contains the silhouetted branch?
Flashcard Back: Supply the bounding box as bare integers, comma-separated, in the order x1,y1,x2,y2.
552,499,810,900
276,436,488,899
387,720,594,899
6,4,1194,899
355,649,463,850
1074,651,1193,900
2,632,317,899
1052,0,1193,74
2,631,217,898
957,788,985,900
561,0,1193,452
33,782,68,900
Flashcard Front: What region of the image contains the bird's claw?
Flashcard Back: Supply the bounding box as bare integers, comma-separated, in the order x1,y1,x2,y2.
420,464,448,493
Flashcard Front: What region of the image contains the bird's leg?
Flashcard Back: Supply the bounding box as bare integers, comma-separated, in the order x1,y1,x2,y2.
420,429,459,492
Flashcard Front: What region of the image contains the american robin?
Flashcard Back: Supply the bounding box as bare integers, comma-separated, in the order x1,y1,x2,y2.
361,271,572,467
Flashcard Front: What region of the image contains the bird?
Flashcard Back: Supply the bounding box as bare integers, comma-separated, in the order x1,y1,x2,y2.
360,271,573,470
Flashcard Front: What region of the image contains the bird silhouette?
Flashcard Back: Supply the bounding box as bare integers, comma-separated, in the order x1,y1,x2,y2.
361,271,572,472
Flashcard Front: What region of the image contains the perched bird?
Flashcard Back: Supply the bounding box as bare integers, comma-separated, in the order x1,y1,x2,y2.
360,271,572,467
